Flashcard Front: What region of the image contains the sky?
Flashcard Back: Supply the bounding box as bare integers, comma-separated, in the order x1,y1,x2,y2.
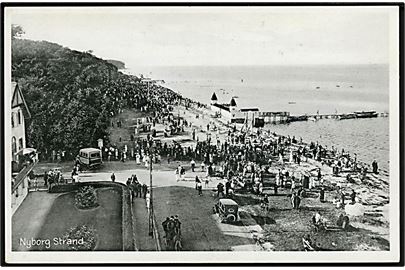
8,6,394,67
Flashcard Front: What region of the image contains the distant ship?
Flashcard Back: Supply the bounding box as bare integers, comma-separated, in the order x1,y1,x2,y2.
337,113,356,120
288,101,296,104
288,115,308,122
354,110,378,118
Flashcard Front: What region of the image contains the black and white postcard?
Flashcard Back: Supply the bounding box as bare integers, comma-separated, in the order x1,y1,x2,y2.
2,2,403,265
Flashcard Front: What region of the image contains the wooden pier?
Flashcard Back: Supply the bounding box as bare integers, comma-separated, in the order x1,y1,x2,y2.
303,112,389,120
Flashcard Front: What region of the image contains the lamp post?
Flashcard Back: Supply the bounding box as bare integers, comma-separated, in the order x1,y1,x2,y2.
148,140,155,237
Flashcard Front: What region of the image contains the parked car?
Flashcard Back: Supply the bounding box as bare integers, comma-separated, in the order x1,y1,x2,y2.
76,148,102,169
213,198,239,223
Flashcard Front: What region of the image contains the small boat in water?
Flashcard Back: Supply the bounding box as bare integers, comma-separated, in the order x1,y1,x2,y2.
288,101,296,104
288,115,308,122
354,110,378,118
337,113,356,120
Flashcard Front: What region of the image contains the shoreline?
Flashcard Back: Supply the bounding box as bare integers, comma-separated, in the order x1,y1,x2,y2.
33,98,390,251
174,101,390,216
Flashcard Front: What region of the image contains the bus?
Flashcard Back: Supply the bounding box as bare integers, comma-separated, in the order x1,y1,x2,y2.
76,148,102,169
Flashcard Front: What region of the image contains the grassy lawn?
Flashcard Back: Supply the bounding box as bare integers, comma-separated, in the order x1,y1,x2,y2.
153,186,255,251
32,187,123,251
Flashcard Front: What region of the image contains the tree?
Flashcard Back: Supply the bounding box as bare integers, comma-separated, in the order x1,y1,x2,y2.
11,24,25,39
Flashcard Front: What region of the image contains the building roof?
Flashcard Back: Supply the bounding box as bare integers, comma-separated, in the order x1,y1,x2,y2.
219,198,238,206
11,82,31,119
80,148,102,153
211,92,218,101
230,98,237,107
212,103,230,112
240,108,259,112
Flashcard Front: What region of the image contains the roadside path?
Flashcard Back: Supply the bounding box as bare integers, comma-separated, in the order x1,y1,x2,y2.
131,197,157,251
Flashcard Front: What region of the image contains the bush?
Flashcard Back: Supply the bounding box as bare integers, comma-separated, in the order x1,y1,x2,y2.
63,225,97,251
75,186,99,209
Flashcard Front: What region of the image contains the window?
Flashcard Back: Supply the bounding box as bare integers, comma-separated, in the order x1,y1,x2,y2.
11,113,15,128
18,138,23,150
18,110,22,125
12,137,17,156
90,153,100,158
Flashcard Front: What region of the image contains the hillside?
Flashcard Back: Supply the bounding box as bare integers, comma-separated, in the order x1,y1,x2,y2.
106,59,125,69
11,38,180,160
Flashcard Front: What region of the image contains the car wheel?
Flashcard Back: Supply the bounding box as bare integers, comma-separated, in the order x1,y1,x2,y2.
226,214,236,223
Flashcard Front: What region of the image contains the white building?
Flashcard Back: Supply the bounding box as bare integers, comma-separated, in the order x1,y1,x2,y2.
11,82,35,214
210,92,261,125
210,92,238,122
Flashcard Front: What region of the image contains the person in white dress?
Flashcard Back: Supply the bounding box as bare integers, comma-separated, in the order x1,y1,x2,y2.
145,191,151,211
279,153,284,164
175,168,180,182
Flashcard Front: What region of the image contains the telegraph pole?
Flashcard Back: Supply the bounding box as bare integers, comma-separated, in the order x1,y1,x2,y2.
148,142,154,237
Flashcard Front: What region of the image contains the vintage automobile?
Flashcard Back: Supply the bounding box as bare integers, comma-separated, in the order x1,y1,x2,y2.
213,198,239,223
76,148,102,169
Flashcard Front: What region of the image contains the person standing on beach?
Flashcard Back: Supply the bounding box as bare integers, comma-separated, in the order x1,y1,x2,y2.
350,189,356,204
111,172,116,182
195,176,201,190
291,192,296,209
217,182,224,198
197,181,203,196
190,159,196,172
372,160,379,174
319,188,325,203
317,168,322,185
142,184,148,199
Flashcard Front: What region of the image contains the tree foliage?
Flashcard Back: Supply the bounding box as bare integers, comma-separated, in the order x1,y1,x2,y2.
11,24,25,39
12,37,181,159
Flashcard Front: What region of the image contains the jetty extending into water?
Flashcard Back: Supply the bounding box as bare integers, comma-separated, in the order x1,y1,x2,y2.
240,110,389,125
288,111,389,123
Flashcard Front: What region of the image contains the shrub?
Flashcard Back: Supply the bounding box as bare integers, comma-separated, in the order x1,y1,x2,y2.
75,186,98,209
63,225,97,251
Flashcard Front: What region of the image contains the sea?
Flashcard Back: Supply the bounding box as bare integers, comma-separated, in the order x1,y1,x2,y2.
125,65,390,172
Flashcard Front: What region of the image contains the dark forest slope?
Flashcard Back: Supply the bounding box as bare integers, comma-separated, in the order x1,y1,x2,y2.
11,38,180,159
